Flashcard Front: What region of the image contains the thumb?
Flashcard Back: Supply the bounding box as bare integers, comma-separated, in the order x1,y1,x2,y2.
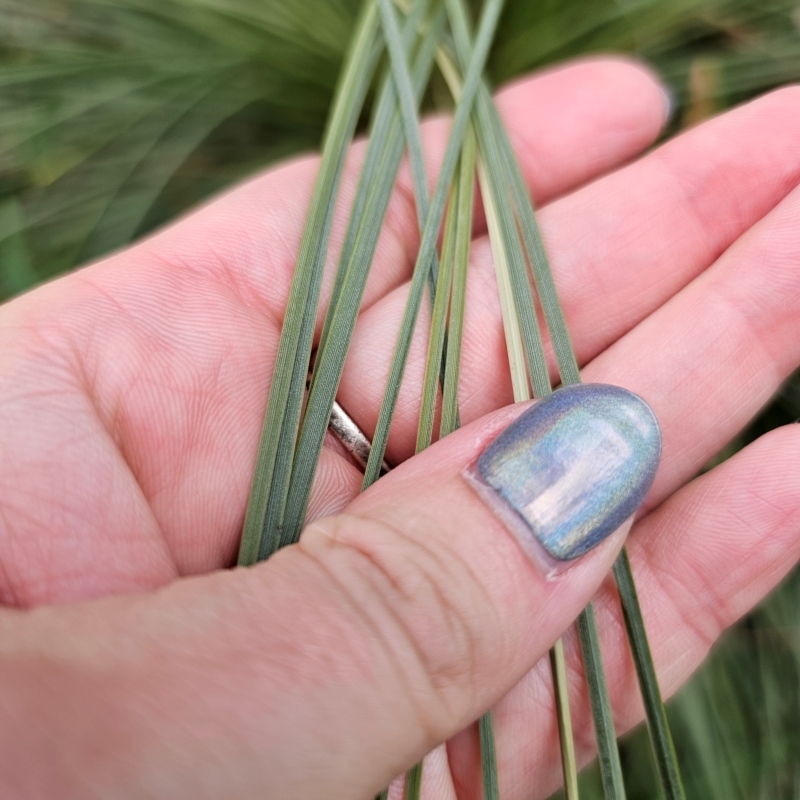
0,385,659,800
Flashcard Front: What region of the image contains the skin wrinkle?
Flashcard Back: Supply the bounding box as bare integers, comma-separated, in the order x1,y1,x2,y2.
0,502,28,608
166,237,288,333
0,336,177,601
318,510,485,711
372,500,490,702
302,516,457,743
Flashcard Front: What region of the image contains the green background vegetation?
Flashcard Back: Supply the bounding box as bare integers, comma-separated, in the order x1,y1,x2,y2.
1,0,798,796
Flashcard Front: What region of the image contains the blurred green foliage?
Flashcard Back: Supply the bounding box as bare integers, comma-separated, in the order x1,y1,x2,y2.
0,0,799,796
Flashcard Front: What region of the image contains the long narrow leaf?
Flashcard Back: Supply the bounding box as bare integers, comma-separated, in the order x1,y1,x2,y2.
484,91,580,386
439,129,475,439
485,49,688,800
479,712,501,800
239,0,382,565
445,6,688,799
613,550,687,800
550,639,581,800
406,125,477,800
378,0,439,296
479,55,684,798
363,0,506,488
317,0,433,364
577,604,627,799
416,174,458,452
404,761,423,800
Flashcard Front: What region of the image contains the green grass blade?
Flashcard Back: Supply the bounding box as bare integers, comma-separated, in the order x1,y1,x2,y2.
446,9,686,799
379,0,446,306
473,114,550,397
256,2,385,560
362,0,507,489
483,91,580,386
577,603,628,800
405,761,424,799
438,10,579,797
376,0,457,417
443,1,550,399
551,639,581,800
238,0,383,565
406,128,476,800
416,172,458,451
479,711,501,800
277,3,444,548
487,63,620,797
439,129,475,439
613,549,687,800
475,153,528,399
316,0,433,364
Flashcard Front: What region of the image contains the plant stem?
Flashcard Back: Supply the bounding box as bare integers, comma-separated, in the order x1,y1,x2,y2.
614,550,687,800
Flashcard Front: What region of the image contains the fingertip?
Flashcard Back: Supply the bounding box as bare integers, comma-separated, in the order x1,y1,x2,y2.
495,56,670,203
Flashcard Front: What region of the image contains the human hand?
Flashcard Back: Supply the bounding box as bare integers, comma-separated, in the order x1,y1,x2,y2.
0,58,798,799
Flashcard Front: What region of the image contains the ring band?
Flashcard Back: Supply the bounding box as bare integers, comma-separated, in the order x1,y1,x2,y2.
329,400,391,476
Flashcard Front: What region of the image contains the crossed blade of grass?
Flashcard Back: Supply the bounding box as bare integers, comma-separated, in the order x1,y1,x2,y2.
238,1,685,799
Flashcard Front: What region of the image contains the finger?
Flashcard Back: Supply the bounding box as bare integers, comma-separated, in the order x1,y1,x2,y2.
451,422,800,800
583,180,800,508
338,86,800,463
136,57,667,331
0,394,655,800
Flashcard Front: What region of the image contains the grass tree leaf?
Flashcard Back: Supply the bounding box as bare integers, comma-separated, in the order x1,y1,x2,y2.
238,0,383,565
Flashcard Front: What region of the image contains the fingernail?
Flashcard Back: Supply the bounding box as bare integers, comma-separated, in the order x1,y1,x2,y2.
468,384,661,564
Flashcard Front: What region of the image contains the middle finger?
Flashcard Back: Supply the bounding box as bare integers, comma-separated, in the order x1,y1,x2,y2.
336,86,800,465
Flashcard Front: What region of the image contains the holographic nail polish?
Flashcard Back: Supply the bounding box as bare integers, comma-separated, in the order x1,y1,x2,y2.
468,384,661,564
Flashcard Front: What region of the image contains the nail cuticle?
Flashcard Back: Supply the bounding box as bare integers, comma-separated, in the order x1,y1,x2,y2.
468,384,661,569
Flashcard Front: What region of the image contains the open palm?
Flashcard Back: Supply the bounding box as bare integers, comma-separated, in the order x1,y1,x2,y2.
0,58,798,799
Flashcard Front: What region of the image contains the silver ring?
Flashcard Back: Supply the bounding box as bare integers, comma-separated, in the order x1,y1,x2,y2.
328,400,391,476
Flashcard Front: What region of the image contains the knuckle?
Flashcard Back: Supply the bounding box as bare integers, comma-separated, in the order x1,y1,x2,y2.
302,513,491,734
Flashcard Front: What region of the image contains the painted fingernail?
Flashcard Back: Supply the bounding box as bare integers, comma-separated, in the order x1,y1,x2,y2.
469,384,661,563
